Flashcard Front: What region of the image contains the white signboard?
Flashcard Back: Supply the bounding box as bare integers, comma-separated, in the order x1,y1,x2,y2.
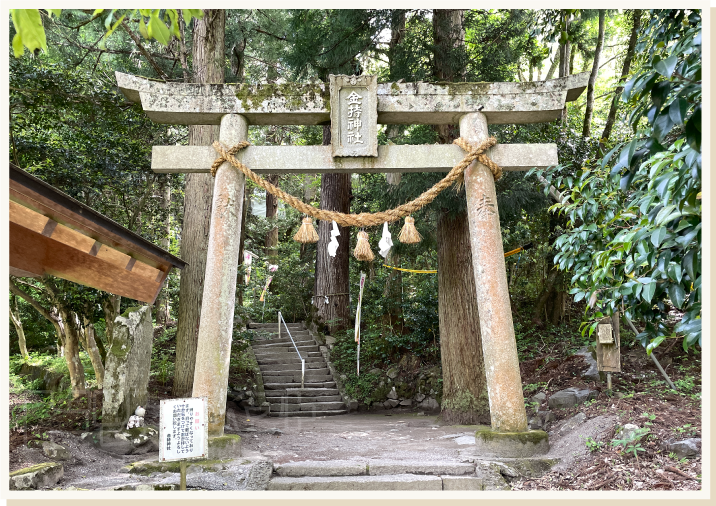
159,397,208,462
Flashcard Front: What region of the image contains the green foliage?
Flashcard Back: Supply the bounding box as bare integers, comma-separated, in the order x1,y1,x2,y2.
611,426,650,459
11,389,73,429
340,372,382,405
528,9,701,352
583,436,604,452
10,9,203,56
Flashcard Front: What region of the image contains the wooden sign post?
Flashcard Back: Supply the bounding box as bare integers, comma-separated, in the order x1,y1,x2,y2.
596,313,621,390
159,397,208,490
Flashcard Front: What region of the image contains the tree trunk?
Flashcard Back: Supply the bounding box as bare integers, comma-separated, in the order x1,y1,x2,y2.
437,212,490,424
433,9,465,144
102,294,121,350
59,307,86,399
382,249,403,331
314,127,351,333
10,278,65,355
601,10,642,147
582,11,605,138
155,179,172,328
546,54,559,80
9,295,29,360
237,183,250,307
173,9,226,398
81,316,105,388
265,174,279,259
532,268,558,325
559,11,571,122
432,8,489,424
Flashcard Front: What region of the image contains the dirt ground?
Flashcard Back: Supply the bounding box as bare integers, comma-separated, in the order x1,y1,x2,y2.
9,335,702,491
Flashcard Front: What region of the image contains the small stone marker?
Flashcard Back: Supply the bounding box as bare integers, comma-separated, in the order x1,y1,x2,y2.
330,75,378,157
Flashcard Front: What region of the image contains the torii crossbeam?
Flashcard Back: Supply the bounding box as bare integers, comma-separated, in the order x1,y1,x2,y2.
117,71,588,455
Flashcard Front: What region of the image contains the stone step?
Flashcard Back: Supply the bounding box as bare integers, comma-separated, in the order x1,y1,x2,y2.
253,352,324,361
265,395,343,404
264,387,341,397
252,346,321,355
253,331,312,338
270,402,346,412
256,357,325,365
252,344,321,354
260,369,331,377
261,371,333,386
272,459,475,477
366,460,476,476
257,363,328,372
252,339,316,349
267,474,442,490
249,323,303,329
263,375,333,385
263,382,337,390
275,460,367,477
267,409,348,418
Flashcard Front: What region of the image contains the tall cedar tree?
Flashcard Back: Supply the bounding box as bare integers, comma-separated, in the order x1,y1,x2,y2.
173,10,226,397
432,9,490,425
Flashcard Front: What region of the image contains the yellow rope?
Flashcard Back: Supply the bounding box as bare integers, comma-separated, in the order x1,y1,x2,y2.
383,264,437,274
210,137,502,228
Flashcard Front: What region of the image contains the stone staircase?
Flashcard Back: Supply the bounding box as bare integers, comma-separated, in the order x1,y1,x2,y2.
266,459,503,490
248,322,347,417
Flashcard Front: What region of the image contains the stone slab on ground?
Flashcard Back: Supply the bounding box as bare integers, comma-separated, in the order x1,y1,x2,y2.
441,476,487,490
548,387,598,410
10,462,64,490
548,414,618,472
267,473,443,491
474,429,549,458
367,460,475,476
275,460,367,477
41,441,70,460
664,438,701,459
208,434,242,460
575,347,600,381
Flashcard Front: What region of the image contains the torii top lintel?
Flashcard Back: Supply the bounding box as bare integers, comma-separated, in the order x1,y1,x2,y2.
116,72,589,127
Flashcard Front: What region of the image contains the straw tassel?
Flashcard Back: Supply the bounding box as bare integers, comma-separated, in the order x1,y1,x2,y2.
294,217,319,243
353,231,375,261
398,216,422,244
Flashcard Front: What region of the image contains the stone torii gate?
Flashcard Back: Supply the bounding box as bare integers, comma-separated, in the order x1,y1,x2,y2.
117,71,588,455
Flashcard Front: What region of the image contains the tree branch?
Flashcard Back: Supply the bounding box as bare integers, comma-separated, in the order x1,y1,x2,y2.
9,277,54,323
120,20,170,81
254,27,286,41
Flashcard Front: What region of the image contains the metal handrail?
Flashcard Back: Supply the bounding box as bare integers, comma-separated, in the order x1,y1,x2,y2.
278,311,305,389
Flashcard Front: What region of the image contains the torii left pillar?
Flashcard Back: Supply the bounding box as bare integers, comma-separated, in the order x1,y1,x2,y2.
192,114,246,436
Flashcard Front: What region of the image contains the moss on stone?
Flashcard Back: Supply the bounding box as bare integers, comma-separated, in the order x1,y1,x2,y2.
10,462,61,477
429,82,493,95
209,434,242,449
475,429,549,445
390,82,400,94
121,306,142,318
126,458,233,475
234,82,329,111
442,389,489,414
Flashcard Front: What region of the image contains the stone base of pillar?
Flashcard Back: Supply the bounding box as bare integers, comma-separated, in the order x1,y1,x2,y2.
474,429,549,458
207,434,242,460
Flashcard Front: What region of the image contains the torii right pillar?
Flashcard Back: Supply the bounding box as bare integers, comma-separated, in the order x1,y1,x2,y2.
461,112,549,457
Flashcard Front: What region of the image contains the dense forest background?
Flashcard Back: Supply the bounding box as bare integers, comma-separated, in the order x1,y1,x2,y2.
8,9,701,425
